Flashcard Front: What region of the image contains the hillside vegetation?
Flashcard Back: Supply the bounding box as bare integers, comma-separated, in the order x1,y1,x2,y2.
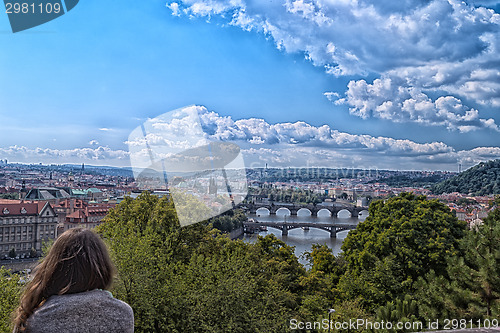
432,159,500,195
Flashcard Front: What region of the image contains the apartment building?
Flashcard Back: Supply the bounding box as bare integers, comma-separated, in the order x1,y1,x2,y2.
0,199,57,258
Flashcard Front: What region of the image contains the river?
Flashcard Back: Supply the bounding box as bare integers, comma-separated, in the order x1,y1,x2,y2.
241,209,366,266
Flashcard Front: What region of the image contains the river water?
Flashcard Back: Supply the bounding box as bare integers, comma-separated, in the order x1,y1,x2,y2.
241,209,366,266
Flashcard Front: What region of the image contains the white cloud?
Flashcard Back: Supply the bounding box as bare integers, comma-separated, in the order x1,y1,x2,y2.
168,2,181,16
168,0,500,129
198,107,453,155
0,145,129,166
330,77,499,132
89,140,100,146
196,106,498,170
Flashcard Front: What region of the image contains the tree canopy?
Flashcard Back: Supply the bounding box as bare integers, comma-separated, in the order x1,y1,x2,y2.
0,267,21,333
415,207,500,321
96,192,306,333
339,193,467,309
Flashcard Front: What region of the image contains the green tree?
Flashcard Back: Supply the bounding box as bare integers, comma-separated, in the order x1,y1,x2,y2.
324,298,373,333
97,193,306,333
210,209,246,233
303,244,346,297
415,207,500,321
298,245,347,320
339,193,466,309
0,267,22,333
375,295,419,333
458,208,500,317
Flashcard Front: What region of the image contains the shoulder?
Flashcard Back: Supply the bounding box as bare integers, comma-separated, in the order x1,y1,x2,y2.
27,290,134,333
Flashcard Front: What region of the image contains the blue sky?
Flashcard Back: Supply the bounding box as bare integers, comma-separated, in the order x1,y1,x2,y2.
1,0,500,171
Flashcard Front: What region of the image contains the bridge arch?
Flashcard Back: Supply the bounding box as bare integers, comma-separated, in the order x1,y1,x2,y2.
337,209,352,219
276,207,291,216
317,208,331,217
297,208,312,216
335,229,351,237
256,207,270,216
358,209,369,219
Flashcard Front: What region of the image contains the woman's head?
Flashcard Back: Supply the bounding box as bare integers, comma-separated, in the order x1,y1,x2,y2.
13,228,115,331
39,228,114,295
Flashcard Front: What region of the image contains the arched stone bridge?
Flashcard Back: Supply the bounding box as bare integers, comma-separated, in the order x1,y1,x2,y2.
242,221,358,238
238,202,369,219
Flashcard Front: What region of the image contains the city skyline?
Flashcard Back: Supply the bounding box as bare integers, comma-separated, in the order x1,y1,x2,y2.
1,0,500,171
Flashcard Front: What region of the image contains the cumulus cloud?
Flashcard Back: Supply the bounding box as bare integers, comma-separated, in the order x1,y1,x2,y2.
329,77,499,132
168,0,500,129
138,106,497,170
197,107,453,156
0,145,129,166
168,2,181,16
125,106,464,169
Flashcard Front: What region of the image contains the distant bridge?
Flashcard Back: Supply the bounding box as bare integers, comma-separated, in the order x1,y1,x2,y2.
242,221,358,238
238,202,369,219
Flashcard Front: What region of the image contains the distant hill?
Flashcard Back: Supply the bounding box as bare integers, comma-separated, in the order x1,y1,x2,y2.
368,174,451,187
432,159,500,195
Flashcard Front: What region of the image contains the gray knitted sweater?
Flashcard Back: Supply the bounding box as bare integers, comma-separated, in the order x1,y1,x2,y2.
26,289,134,333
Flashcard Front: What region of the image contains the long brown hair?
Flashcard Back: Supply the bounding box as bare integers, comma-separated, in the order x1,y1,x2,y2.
13,228,115,332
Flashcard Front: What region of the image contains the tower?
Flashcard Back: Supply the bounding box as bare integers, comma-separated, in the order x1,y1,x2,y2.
68,172,75,187
208,177,217,195
19,180,27,200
